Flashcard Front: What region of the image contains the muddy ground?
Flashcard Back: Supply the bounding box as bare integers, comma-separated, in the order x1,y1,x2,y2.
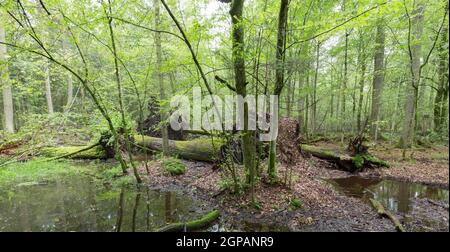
139,143,449,232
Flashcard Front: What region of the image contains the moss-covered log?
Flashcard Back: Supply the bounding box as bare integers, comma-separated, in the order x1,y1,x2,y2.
38,135,223,162
184,129,216,136
134,135,223,162
41,145,108,160
156,210,220,232
301,144,389,172
369,199,405,232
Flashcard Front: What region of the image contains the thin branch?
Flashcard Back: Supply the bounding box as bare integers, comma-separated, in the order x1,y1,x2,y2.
160,0,214,97
111,16,185,42
215,75,236,92
420,3,449,71
404,0,415,80
38,0,51,16
285,1,388,52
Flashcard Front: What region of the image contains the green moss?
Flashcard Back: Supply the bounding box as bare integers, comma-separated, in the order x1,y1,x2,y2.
352,154,389,169
156,210,220,232
135,135,222,162
352,154,365,170
162,158,186,176
174,138,222,161
41,145,107,159
290,198,303,210
363,154,390,168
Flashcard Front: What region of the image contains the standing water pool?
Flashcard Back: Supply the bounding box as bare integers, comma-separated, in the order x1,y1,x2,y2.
0,174,209,232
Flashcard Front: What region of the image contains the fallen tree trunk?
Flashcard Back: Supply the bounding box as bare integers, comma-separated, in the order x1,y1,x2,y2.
134,135,223,162
156,210,220,232
41,145,108,160
39,135,235,163
301,144,389,172
0,139,26,155
370,199,405,232
184,129,216,136
37,136,222,162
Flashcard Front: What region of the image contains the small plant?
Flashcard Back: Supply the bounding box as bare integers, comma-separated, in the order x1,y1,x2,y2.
251,200,262,210
218,178,232,191
289,198,303,210
162,158,186,176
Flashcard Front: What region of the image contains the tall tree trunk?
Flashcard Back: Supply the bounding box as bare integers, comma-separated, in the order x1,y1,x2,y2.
155,0,170,155
297,5,312,136
286,78,293,118
0,15,14,133
341,32,349,123
304,62,310,137
62,37,73,112
311,40,320,135
341,0,349,123
434,7,449,133
268,0,289,180
297,70,305,134
44,60,54,114
370,21,386,140
357,31,367,133
400,2,424,149
229,0,256,188
66,74,73,110
36,5,54,114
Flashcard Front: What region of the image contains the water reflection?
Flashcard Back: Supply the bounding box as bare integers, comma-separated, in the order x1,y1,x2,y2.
0,176,205,232
329,176,449,214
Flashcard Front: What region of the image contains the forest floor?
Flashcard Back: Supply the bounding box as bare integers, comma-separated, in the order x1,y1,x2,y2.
1,137,447,232
139,142,449,232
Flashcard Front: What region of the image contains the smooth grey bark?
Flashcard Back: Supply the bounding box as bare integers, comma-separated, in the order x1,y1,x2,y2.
400,2,424,148
341,32,349,117
297,70,305,132
357,31,367,133
37,4,54,114
44,60,54,114
0,14,14,133
155,0,169,155
311,40,320,135
296,2,313,136
370,21,386,140
304,60,310,136
340,0,348,120
66,72,73,110
62,37,73,112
